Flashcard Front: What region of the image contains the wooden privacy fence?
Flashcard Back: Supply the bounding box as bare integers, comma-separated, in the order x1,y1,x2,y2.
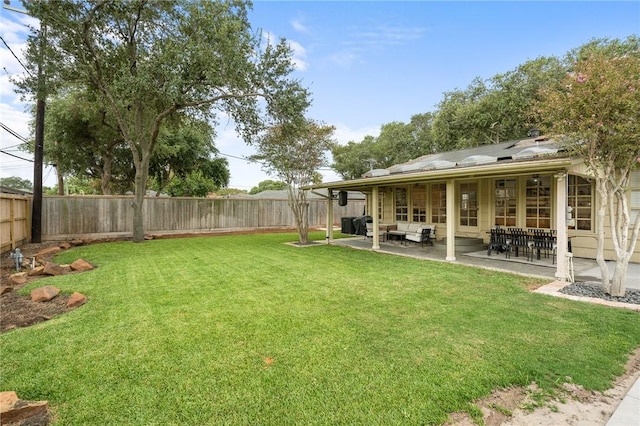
41,195,365,240
0,194,31,252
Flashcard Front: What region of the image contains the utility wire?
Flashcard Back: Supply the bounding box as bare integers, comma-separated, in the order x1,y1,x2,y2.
0,35,33,78
0,149,33,162
0,121,31,144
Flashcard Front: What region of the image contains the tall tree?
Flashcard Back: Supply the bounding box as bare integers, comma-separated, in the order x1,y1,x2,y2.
534,36,640,296
149,119,229,196
20,0,308,242
249,180,288,194
0,177,33,192
41,89,127,195
252,119,336,244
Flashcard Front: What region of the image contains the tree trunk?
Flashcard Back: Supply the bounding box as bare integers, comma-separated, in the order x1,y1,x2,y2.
288,185,309,244
56,167,64,195
131,156,150,243
609,255,629,297
101,156,113,195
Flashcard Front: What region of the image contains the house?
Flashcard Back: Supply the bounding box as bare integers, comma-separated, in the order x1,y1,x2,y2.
310,136,640,281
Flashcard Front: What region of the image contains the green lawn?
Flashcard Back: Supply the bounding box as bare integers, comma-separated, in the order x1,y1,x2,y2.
2,232,640,425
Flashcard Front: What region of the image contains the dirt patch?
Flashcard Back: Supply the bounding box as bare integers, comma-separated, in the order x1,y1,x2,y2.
446,349,640,425
1,242,75,334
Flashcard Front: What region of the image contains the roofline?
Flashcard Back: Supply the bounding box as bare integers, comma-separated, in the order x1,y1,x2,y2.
309,157,574,191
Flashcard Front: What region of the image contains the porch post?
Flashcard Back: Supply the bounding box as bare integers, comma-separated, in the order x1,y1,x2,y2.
554,172,568,281
326,189,334,244
372,186,380,250
446,179,456,261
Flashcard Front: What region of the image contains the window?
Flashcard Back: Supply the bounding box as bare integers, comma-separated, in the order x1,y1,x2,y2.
377,192,385,221
631,170,640,225
459,182,478,227
494,179,517,227
525,175,551,229
431,183,447,224
568,175,593,231
395,188,408,221
412,185,427,222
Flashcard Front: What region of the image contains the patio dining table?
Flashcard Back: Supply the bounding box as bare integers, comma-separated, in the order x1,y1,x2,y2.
487,227,571,264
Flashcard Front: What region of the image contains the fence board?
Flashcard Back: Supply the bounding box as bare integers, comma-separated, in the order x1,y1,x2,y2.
40,195,364,240
0,194,31,252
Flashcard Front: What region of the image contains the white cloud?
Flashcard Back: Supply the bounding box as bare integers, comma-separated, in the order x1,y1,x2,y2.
261,31,308,72
333,122,379,145
287,39,308,71
291,18,309,34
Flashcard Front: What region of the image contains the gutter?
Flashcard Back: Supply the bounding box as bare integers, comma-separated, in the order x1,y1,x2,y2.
307,157,574,191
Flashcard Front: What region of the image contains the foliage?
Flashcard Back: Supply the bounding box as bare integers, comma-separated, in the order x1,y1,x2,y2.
0,176,33,191
249,179,288,194
2,234,640,424
19,0,309,242
252,120,336,243
38,89,132,195
331,113,436,180
215,187,249,197
149,119,230,196
432,58,566,148
534,36,640,296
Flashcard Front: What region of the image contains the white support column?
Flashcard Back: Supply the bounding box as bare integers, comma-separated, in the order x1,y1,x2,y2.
372,186,380,250
326,189,334,244
554,172,567,281
446,179,456,261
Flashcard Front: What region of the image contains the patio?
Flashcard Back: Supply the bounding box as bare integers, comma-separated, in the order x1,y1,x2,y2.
330,236,640,290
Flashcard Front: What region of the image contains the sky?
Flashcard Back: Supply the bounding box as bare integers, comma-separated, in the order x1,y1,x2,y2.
1,1,638,191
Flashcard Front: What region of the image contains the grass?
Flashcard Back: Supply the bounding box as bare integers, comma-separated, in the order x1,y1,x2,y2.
2,232,640,425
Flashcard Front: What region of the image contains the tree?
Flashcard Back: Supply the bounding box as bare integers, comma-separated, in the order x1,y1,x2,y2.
534,36,640,296
41,89,129,195
0,177,33,191
252,120,336,244
21,0,309,242
149,119,230,196
331,135,378,180
249,180,287,194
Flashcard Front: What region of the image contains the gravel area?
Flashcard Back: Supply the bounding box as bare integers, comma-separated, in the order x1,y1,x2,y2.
560,282,640,305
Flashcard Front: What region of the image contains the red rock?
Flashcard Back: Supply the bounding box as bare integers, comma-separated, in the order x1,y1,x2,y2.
35,246,61,260
0,391,18,411
43,262,65,276
0,390,48,425
70,258,95,272
27,266,45,276
31,286,60,302
59,242,72,250
0,285,12,295
7,272,27,285
67,292,88,308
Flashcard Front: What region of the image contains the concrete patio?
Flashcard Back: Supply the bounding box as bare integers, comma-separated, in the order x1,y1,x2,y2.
330,236,640,291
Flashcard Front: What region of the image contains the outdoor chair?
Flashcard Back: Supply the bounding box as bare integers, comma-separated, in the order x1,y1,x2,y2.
365,222,387,241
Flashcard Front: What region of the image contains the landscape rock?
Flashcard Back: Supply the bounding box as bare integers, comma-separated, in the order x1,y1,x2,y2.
59,242,72,250
27,266,46,276
70,258,95,272
70,239,85,246
43,262,65,276
0,285,12,295
0,390,49,425
34,246,61,260
31,286,60,302
67,292,88,308
7,272,27,286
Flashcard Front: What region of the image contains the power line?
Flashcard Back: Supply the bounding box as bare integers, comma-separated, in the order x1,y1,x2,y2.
0,149,32,162
0,121,30,144
0,34,33,78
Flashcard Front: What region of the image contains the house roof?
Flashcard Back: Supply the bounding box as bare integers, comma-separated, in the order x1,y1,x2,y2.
310,136,573,191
